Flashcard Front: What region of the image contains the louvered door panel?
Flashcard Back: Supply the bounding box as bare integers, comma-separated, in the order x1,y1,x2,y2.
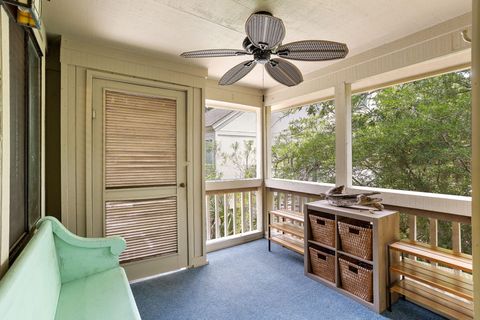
105,90,177,188
93,79,187,278
105,197,178,262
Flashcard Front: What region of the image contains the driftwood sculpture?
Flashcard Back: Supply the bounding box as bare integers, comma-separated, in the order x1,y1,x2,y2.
323,185,384,211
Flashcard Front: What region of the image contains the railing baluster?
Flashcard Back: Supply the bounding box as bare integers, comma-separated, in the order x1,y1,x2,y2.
408,215,417,241
249,191,253,232
452,222,461,252
429,218,438,266
299,197,305,213
452,222,462,275
429,218,438,246
281,192,286,209
408,215,417,260
206,195,211,241
214,195,220,239
275,192,280,210
233,193,237,235
224,194,228,237
241,192,245,233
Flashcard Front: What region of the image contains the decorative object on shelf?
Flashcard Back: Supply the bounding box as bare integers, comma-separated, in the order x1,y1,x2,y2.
323,185,384,210
2,0,42,28
180,11,348,87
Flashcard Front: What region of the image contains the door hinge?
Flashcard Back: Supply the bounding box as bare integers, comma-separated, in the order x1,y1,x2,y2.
92,109,96,119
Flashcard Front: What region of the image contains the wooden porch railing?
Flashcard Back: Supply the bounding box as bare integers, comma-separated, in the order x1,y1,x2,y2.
265,180,472,258
205,187,260,241
204,178,472,258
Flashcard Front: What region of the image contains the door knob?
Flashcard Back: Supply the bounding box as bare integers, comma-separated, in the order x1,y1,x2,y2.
179,182,186,188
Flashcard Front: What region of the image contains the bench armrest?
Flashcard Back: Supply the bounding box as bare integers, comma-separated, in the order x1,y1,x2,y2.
37,217,127,283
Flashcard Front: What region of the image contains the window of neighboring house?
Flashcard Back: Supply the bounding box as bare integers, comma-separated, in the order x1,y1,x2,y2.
271,99,336,183
204,107,258,181
205,139,215,165
351,69,471,197
8,18,42,262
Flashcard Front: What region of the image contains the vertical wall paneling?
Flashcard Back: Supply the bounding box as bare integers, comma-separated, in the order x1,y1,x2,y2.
60,41,208,272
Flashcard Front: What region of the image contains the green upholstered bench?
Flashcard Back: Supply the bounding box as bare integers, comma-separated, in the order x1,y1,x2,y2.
0,216,141,320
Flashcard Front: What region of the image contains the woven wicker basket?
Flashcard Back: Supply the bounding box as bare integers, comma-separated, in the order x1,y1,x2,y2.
309,246,335,283
338,220,373,260
309,214,335,247
338,256,373,302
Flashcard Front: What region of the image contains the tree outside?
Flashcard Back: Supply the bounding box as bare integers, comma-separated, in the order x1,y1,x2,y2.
270,70,472,253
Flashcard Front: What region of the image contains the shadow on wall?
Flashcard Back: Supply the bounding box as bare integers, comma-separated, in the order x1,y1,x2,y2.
45,35,61,221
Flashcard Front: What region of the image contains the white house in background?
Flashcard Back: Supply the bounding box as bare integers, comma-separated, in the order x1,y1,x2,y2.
205,108,257,180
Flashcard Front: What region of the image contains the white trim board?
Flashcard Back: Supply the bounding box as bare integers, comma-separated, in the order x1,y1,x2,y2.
264,13,472,108
206,80,263,109
205,179,262,192
264,179,471,217
206,231,263,253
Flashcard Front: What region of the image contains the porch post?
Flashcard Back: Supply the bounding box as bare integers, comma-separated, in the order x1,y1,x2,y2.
335,82,352,188
472,0,480,318
262,105,272,237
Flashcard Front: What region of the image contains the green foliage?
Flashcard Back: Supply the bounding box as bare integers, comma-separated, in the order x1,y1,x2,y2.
272,101,336,183
352,70,471,196
205,140,223,180
220,140,257,179
207,193,257,240
205,138,257,238
271,70,472,252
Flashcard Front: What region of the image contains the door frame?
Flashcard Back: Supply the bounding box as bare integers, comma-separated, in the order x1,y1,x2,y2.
85,70,198,277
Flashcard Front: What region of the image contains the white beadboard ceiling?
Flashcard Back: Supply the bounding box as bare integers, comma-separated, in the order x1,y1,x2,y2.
43,0,471,89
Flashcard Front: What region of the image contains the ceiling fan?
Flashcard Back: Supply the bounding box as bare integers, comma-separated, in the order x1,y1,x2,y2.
180,11,349,87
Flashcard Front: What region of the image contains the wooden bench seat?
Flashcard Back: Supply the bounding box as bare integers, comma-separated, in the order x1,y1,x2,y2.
0,217,141,320
390,239,472,272
390,279,473,320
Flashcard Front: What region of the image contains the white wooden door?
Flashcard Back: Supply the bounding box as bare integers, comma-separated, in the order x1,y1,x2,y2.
91,79,188,278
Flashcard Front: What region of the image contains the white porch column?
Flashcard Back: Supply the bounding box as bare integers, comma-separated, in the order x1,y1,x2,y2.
335,82,352,187
472,0,480,318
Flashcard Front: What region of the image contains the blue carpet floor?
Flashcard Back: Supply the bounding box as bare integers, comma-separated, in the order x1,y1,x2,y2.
131,239,445,320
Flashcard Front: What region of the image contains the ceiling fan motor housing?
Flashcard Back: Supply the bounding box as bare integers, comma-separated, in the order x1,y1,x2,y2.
254,50,271,64
242,37,256,53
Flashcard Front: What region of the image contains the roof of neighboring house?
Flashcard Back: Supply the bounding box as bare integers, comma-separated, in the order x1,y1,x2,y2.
205,108,241,129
